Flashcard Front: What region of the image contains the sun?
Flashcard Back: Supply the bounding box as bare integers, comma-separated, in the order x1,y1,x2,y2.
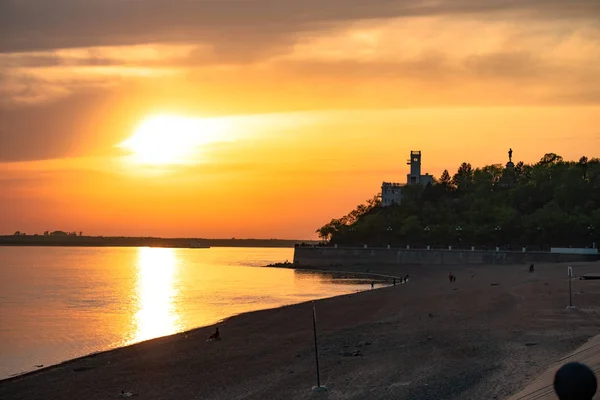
118,115,232,165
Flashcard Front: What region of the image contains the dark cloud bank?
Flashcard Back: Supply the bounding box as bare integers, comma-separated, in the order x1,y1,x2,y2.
1,0,599,53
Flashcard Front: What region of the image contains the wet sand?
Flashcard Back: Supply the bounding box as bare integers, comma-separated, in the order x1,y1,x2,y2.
1,261,600,400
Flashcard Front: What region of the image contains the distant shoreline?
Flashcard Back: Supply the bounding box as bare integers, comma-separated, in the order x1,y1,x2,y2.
0,235,317,249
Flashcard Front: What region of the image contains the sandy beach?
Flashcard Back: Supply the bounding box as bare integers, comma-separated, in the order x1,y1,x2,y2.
2,261,600,400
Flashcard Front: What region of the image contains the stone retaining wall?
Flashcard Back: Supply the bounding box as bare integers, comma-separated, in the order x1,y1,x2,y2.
293,246,599,266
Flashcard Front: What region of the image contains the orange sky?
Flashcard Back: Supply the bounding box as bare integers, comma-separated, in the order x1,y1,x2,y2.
1,1,599,239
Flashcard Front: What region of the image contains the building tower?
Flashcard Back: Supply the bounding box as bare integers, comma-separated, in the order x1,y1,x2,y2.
407,151,422,185
381,150,433,207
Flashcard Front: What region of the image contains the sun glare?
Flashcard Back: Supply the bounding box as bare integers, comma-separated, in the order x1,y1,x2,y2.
131,247,181,343
119,115,233,165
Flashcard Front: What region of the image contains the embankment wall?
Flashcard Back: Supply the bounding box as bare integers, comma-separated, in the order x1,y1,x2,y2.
293,247,599,266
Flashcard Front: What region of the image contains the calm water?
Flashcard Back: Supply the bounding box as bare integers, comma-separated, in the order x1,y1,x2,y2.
0,246,380,379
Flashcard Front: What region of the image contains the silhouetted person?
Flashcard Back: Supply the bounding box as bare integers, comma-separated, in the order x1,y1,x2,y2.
208,327,220,341
529,264,535,273
371,282,375,289
449,272,454,283
405,274,409,282
393,278,396,286
554,362,597,400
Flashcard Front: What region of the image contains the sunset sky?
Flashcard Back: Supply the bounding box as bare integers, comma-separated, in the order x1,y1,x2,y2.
1,0,599,239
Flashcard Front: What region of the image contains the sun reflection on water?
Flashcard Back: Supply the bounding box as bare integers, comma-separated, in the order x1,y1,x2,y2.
130,247,181,343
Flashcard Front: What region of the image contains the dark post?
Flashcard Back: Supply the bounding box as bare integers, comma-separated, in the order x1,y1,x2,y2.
312,303,321,388
568,266,573,308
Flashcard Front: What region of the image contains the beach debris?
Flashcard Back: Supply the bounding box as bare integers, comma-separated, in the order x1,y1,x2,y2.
524,342,539,347
391,381,412,387
35,365,43,368
419,336,433,344
73,366,94,372
342,350,362,357
119,390,138,397
428,313,434,318
490,283,500,286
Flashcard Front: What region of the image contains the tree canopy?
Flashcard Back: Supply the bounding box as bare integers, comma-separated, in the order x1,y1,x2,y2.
317,153,600,249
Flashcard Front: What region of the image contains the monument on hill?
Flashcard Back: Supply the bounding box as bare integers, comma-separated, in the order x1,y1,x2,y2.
501,148,516,188
506,148,515,169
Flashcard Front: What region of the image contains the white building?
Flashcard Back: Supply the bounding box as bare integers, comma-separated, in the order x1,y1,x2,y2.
381,182,404,207
381,150,433,206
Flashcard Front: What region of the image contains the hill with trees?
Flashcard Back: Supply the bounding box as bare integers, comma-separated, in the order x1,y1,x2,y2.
316,153,600,249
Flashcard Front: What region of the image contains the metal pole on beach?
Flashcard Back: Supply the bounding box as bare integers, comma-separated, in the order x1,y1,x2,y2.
311,303,327,392
568,266,573,308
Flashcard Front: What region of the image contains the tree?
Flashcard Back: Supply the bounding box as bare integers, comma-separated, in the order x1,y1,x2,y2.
316,219,344,241
316,196,381,241
439,169,453,190
540,153,563,165
452,162,474,191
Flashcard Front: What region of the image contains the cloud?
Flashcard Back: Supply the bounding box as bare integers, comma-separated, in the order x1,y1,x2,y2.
1,1,599,164
1,0,599,54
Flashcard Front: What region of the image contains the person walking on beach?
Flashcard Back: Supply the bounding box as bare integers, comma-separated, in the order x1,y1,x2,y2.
449,272,455,283
371,282,375,289
529,264,535,273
